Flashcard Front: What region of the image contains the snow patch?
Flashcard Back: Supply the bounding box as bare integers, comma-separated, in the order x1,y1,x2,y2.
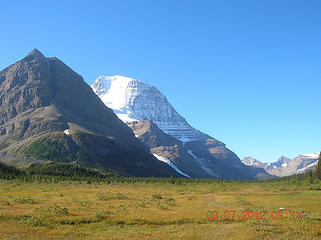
296,160,318,173
301,153,320,159
187,149,219,177
179,137,192,143
115,112,139,123
64,129,70,135
153,154,190,178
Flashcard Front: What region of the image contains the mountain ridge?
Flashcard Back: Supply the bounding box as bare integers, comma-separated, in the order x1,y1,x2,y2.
242,153,319,177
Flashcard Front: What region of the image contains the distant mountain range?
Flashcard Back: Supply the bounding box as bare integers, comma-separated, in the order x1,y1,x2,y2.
92,75,271,180
242,153,319,177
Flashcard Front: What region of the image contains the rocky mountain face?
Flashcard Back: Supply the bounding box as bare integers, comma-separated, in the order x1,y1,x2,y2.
92,75,271,180
128,120,206,178
0,49,182,177
242,153,319,177
92,75,206,142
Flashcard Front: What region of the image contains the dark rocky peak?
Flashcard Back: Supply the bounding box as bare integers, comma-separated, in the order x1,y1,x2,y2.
0,49,54,113
26,48,45,57
22,49,47,64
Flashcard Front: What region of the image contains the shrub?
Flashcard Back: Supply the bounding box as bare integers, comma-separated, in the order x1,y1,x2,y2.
93,210,109,220
14,196,36,204
34,204,69,215
97,192,127,201
151,193,163,199
16,215,50,227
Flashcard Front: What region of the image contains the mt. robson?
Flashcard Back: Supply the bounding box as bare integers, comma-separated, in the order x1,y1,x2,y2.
92,75,271,180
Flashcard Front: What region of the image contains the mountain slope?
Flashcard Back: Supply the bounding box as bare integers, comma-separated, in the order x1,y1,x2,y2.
128,120,212,178
92,75,271,180
0,49,182,177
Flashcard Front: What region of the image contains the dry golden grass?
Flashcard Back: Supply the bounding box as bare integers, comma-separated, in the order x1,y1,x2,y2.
0,179,320,239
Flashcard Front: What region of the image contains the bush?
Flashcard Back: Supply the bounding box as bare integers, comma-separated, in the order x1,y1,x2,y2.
151,193,163,199
34,204,69,215
93,210,109,220
14,196,36,204
97,192,127,201
16,215,50,227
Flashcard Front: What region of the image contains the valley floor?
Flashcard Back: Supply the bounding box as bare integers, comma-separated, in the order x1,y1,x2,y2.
0,179,320,239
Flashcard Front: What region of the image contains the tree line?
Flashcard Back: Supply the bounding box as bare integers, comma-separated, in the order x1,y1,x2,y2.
0,155,320,184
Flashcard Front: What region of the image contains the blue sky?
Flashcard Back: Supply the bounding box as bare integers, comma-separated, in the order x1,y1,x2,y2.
1,0,320,162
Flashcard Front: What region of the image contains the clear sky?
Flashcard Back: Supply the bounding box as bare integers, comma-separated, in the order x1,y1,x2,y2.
0,0,320,162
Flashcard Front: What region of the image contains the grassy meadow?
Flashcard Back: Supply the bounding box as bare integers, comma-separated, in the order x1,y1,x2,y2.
0,177,320,240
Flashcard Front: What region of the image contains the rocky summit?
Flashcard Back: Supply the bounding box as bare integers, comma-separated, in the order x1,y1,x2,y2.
0,49,182,177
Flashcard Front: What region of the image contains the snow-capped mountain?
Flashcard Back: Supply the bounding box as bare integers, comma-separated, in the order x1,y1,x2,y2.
288,153,319,175
92,75,206,142
242,153,319,177
265,156,291,171
92,75,271,180
242,157,266,169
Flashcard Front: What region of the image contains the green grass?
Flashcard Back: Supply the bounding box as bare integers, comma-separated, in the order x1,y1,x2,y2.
0,178,320,239
13,195,37,204
22,135,74,163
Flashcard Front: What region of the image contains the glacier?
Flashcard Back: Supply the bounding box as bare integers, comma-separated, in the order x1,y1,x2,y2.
153,154,190,178
187,149,219,177
92,75,207,142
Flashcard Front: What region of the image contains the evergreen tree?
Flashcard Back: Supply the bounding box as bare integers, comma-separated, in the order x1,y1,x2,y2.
169,175,175,184
316,152,321,180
